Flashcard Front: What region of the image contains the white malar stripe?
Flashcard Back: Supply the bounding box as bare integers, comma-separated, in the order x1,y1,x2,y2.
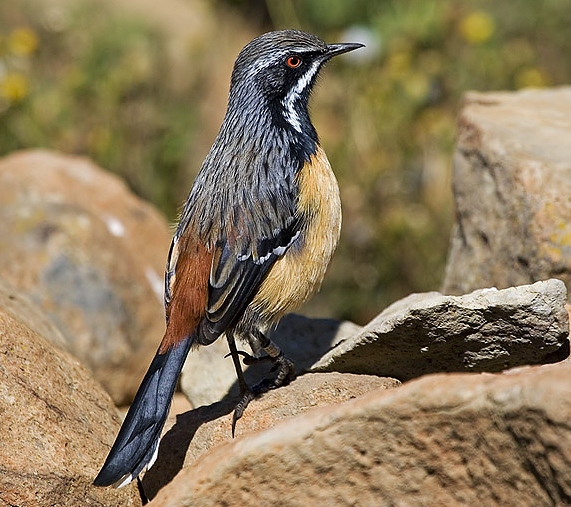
282,61,321,132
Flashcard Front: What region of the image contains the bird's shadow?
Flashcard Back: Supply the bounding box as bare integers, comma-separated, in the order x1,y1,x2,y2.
139,360,298,500
140,394,236,500
140,315,346,500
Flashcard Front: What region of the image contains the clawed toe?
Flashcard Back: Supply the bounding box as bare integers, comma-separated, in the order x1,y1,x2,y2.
232,389,256,437
231,353,296,436
272,353,296,387
224,350,273,366
249,353,296,395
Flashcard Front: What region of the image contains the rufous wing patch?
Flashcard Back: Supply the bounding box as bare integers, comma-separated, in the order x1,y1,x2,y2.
159,235,212,354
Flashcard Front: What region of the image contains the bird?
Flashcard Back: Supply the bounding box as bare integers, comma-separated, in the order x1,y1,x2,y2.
94,29,363,489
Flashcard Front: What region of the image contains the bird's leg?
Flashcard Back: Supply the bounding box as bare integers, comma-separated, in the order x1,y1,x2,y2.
231,329,296,435
250,329,296,390
225,329,250,396
226,329,256,436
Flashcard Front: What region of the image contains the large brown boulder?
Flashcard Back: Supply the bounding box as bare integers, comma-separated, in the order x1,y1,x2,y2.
148,361,571,507
0,279,141,506
0,149,171,404
142,372,399,500
443,87,571,297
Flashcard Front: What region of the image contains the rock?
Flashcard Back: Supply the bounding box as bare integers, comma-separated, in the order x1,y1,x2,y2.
142,372,399,500
0,276,67,351
147,361,571,507
443,87,571,297
181,313,361,407
273,314,363,368
0,288,141,506
0,149,172,404
311,279,569,381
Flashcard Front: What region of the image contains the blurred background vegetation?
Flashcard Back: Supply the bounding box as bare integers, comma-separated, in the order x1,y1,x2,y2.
1,0,570,324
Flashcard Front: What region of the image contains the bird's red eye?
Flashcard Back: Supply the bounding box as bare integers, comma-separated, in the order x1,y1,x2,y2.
286,56,302,68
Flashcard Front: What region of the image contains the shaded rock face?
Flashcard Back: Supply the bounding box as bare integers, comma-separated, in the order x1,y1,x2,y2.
312,279,569,380
0,288,140,506
180,314,361,407
0,149,172,404
443,87,571,297
147,362,571,507
0,277,67,351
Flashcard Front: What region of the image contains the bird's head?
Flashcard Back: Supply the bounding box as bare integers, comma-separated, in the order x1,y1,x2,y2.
228,30,363,133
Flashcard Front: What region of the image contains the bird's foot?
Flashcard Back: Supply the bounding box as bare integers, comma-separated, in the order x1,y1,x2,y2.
225,349,273,366
231,352,296,437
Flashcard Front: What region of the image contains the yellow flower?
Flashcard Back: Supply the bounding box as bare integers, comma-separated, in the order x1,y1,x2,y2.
8,27,39,56
459,11,495,45
0,73,29,103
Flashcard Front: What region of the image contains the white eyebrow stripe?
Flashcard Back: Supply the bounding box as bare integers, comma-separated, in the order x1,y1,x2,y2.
246,53,283,77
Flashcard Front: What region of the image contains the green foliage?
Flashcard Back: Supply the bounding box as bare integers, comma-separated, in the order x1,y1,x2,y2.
0,0,199,217
1,0,570,323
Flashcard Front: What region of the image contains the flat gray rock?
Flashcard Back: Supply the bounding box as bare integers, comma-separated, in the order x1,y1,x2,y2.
311,279,569,380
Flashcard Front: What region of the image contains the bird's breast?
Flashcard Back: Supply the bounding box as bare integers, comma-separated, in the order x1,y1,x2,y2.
250,145,341,322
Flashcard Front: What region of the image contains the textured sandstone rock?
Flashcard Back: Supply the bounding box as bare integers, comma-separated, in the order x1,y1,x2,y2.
0,149,171,404
311,279,569,380
181,313,361,407
142,372,399,500
147,361,571,507
0,276,67,351
443,87,571,297
0,293,140,506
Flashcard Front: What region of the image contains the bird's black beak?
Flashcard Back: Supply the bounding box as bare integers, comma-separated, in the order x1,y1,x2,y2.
325,42,365,59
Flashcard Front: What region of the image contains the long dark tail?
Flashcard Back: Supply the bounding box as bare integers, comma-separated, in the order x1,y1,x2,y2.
93,336,193,487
